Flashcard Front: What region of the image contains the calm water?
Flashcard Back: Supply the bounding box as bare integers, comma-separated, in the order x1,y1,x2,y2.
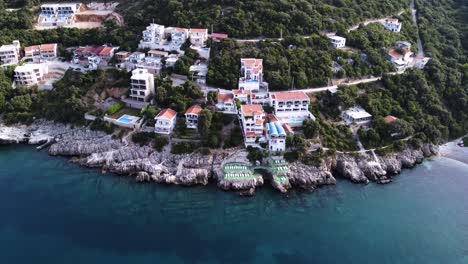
0,145,467,264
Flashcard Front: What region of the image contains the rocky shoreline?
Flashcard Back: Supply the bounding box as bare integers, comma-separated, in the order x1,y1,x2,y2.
0,120,439,196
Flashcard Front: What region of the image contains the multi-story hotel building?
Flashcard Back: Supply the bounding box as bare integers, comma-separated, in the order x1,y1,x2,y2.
129,69,155,102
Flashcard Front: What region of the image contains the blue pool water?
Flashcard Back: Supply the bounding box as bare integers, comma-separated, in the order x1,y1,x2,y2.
0,144,468,263
117,114,134,124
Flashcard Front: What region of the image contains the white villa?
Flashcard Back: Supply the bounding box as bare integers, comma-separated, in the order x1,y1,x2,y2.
266,121,287,152
189,28,209,47
24,43,58,60
239,104,266,147
216,92,237,114
342,106,373,125
387,49,413,72
232,89,251,104
154,108,177,134
0,40,20,67
269,91,315,127
185,104,202,129
38,3,81,27
238,58,270,105
14,64,49,87
328,35,346,49
129,69,155,102
382,18,402,33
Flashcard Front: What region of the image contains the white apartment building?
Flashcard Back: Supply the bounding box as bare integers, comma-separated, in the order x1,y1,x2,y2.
129,69,155,102
382,18,402,33
140,24,166,47
24,43,58,60
189,28,209,47
216,92,237,114
233,89,251,104
342,106,372,125
238,58,263,91
154,108,177,134
185,105,202,129
266,122,287,152
328,35,346,49
0,40,20,67
239,104,266,146
14,64,49,87
269,91,315,127
171,28,189,47
39,3,81,27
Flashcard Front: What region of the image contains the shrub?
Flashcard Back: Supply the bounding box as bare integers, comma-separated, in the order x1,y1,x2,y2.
153,135,169,152
132,132,156,146
106,101,125,115
90,118,115,134
171,142,198,154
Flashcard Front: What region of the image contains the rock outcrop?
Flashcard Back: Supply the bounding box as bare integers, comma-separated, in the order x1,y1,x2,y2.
0,120,440,195
286,162,336,190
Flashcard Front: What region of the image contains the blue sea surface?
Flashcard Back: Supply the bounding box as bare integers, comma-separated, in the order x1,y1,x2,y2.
0,144,467,264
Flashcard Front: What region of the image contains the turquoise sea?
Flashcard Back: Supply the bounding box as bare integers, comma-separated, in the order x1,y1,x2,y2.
0,144,467,264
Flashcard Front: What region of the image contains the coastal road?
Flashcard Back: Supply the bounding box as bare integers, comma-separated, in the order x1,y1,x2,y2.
411,0,425,58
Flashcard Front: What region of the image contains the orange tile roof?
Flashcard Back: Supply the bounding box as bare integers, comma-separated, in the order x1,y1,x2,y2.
40,43,57,51
246,132,257,137
233,89,251,95
148,50,169,57
185,105,202,115
99,46,114,56
191,28,208,33
386,18,399,22
384,115,398,123
241,104,264,116
175,27,189,32
25,43,57,53
241,58,262,67
217,93,234,103
271,91,309,101
156,108,177,120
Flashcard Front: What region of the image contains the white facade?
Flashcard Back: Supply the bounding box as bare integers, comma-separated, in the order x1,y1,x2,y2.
24,43,58,60
185,105,202,129
0,40,20,67
269,91,315,127
382,19,402,33
39,3,80,27
239,58,263,91
216,92,237,114
239,104,266,146
129,69,155,102
14,64,49,87
343,106,373,125
190,28,209,47
328,35,346,49
140,24,165,46
266,122,286,152
154,108,177,134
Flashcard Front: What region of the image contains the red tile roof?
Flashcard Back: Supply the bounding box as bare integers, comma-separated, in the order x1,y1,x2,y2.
233,89,251,95
271,91,309,101
25,43,57,54
217,93,234,103
384,115,398,123
210,33,228,39
156,108,177,120
388,49,403,59
185,105,202,115
241,104,264,116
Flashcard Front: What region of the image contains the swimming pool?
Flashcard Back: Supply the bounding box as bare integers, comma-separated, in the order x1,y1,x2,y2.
117,115,135,124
